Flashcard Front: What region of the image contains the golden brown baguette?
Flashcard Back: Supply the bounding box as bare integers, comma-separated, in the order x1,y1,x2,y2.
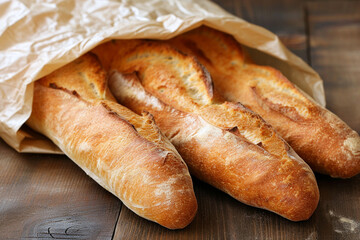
167,26,360,178
99,41,320,221
26,53,197,229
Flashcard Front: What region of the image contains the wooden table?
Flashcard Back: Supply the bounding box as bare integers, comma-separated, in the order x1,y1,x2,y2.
1,0,359,239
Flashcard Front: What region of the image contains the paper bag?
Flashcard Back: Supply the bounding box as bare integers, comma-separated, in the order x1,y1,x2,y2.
0,0,325,154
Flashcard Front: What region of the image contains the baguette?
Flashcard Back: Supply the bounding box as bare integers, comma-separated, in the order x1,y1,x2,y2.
26,53,197,229
167,26,360,178
98,41,320,221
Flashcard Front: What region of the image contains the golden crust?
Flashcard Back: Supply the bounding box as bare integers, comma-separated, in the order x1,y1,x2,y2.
27,54,197,229
103,42,319,221
110,41,214,110
40,53,115,101
168,26,360,178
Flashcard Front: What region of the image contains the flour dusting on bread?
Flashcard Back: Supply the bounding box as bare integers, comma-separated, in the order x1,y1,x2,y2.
27,53,198,229
103,37,320,221
168,26,360,178
110,71,164,111
344,136,360,158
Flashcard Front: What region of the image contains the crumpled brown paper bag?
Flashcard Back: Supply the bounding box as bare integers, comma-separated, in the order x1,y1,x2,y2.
0,0,325,154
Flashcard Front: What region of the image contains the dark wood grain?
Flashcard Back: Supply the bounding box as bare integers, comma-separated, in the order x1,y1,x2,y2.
0,139,121,239
307,0,360,132
114,178,317,240
314,174,360,239
306,3,360,238
212,0,308,61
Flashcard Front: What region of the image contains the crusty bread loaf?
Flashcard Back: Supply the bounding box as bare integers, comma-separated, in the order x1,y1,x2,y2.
26,53,197,229
167,26,360,178
99,41,320,221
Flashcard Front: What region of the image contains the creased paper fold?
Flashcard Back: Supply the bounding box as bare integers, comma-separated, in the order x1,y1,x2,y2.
0,0,325,153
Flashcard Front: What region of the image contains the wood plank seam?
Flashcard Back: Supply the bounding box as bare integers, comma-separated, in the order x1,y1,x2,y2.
111,202,123,240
